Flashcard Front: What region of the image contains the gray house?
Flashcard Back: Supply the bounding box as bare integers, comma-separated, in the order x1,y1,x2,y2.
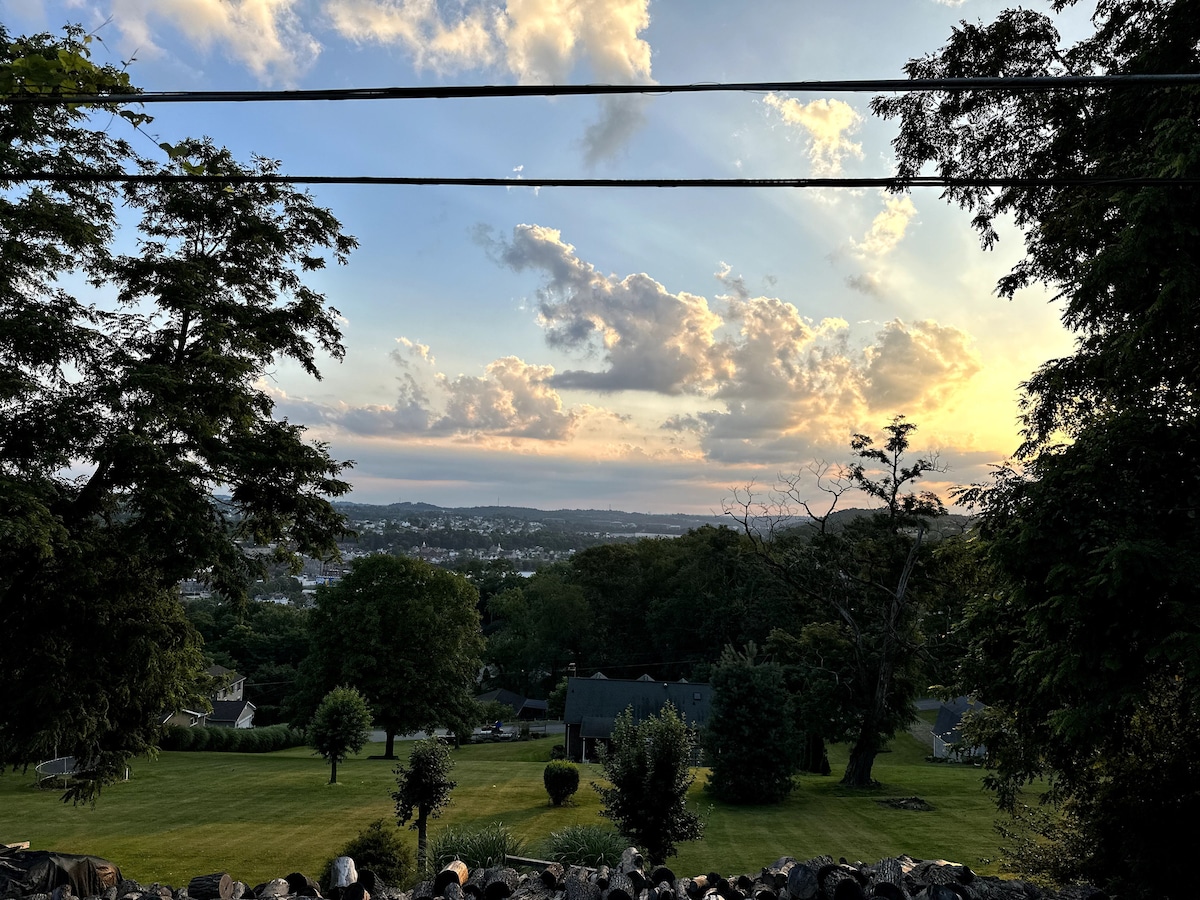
931,696,986,759
562,674,712,762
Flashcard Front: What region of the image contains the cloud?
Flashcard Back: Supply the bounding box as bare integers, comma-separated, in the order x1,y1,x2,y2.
851,195,918,258
862,319,982,412
273,340,592,442
483,227,983,463
325,0,655,160
493,224,726,394
110,0,319,84
763,94,864,175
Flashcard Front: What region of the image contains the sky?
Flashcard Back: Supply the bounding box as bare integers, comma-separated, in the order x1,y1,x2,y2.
5,0,1084,514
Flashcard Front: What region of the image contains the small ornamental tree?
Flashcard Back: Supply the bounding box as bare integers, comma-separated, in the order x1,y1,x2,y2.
704,643,800,804
543,760,581,806
393,738,456,872
594,703,704,865
308,686,372,784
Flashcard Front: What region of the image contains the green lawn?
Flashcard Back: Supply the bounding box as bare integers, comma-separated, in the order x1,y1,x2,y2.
0,733,1002,887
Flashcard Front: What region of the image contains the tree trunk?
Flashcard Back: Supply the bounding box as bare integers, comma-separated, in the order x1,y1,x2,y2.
330,757,338,784
840,736,879,787
385,730,397,759
417,812,428,872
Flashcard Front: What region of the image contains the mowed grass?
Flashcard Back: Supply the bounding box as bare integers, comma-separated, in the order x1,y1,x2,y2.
0,732,1002,887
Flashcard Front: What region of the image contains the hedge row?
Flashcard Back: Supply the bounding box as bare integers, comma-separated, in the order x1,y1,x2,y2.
161,723,307,752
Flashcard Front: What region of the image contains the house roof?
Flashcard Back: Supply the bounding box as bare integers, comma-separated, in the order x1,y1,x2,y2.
932,696,985,744
476,689,549,717
208,699,256,724
563,676,712,729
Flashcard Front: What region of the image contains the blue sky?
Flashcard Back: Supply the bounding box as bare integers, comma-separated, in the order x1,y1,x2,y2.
6,0,1081,513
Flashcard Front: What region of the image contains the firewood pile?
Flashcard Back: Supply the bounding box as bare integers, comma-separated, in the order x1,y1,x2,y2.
0,850,1108,900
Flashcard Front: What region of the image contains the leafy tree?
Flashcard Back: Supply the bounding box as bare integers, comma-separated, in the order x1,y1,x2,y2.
393,738,456,872
298,554,484,757
703,644,799,804
727,417,944,786
308,686,373,784
876,3,1200,894
594,703,704,865
0,27,353,798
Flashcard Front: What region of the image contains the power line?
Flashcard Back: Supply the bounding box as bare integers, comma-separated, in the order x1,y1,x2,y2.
5,74,1200,106
4,172,1198,188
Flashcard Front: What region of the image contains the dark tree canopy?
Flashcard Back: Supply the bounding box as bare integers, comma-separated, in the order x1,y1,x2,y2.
0,27,355,797
877,2,1200,894
300,554,484,758
703,644,800,804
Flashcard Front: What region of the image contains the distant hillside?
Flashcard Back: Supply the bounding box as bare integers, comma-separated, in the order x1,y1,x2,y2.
331,500,729,535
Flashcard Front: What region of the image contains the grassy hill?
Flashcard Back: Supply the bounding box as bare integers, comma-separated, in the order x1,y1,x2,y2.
0,730,1002,886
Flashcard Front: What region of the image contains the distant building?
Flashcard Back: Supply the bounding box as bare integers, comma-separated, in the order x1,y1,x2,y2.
562,674,712,762
931,696,986,759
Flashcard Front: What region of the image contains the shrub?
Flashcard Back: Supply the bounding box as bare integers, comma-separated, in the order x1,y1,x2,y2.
549,743,567,760
543,760,580,806
543,825,628,868
320,819,415,891
159,723,307,753
425,823,525,872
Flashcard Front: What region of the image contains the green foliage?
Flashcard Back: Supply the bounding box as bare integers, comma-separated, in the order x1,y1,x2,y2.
308,686,372,784
731,419,940,787
703,644,799,804
877,4,1200,895
542,825,628,868
393,738,457,871
476,700,515,727
298,555,483,757
320,820,415,892
543,760,580,806
594,703,704,865
160,724,305,753
546,677,568,719
0,24,355,799
425,822,525,872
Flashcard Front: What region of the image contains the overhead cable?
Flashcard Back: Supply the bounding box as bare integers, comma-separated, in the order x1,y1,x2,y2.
4,173,1197,188
5,74,1200,106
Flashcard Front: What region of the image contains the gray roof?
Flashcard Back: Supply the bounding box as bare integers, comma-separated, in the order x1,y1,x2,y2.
563,676,712,729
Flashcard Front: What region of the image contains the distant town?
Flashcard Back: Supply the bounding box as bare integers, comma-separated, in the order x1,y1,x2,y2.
180,501,731,602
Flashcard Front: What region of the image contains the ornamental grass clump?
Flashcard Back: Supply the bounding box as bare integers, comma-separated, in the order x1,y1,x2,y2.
543,825,628,868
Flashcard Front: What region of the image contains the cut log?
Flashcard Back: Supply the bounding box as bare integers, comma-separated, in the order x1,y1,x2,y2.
649,869,675,890
594,869,612,891
786,865,818,900
340,885,369,900
412,880,436,900
755,888,778,900
686,878,708,899
762,861,796,891
466,868,489,898
541,865,566,890
485,868,521,900
619,851,645,876
436,862,472,896
603,873,635,900
566,872,601,900
714,878,743,900
188,874,233,900
444,883,466,900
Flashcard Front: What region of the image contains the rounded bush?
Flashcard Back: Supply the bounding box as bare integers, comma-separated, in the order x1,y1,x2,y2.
543,760,580,806
320,819,415,891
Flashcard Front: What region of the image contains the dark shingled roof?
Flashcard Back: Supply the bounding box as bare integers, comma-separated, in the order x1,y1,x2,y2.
563,676,712,729
933,696,985,744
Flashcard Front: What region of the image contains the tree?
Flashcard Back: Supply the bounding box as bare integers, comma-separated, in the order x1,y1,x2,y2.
393,738,456,872
308,686,373,784
0,27,354,798
299,554,484,758
726,417,945,787
875,4,1200,894
594,703,704,865
703,644,800,804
